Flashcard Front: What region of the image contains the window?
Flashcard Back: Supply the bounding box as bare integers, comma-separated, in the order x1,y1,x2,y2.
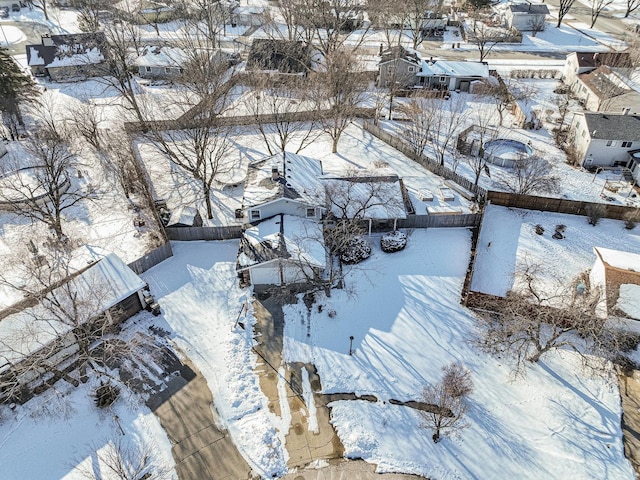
408,66,415,73
306,208,315,218
165,67,171,74
622,141,633,148
581,130,586,138
144,66,151,73
250,210,260,220
606,140,615,147
439,76,446,82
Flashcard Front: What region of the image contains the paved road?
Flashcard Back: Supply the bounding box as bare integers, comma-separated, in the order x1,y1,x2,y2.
544,0,635,39
148,358,254,480
0,20,50,55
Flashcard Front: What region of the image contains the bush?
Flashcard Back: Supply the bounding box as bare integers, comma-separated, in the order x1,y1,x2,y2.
340,235,372,264
585,204,607,226
381,230,407,253
94,382,120,409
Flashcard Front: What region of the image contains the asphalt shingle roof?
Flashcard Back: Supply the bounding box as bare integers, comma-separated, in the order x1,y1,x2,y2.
583,113,640,141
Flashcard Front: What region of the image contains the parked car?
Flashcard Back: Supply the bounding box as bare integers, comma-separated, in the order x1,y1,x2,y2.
11,3,20,12
0,7,9,18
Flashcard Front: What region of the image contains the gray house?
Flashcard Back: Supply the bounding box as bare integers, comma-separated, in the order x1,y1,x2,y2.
571,111,640,170
378,47,489,92
25,33,108,81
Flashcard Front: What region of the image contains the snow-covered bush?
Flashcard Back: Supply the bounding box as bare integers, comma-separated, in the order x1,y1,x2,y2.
381,230,407,253
340,235,371,264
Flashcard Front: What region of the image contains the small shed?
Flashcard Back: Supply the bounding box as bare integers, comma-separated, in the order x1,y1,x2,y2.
166,206,203,227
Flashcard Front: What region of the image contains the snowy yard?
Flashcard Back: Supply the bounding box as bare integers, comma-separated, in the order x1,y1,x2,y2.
141,241,288,478
282,228,633,479
0,317,176,480
134,122,475,227
471,204,640,297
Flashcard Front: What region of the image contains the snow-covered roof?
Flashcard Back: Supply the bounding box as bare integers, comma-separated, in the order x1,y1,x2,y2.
237,214,325,270
243,152,323,209
617,284,640,319
25,33,107,69
167,206,200,227
418,60,489,79
320,173,407,220
594,247,640,272
0,247,145,372
28,47,45,66
133,45,188,68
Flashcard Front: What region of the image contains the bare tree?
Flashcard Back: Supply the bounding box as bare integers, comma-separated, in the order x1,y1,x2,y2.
399,97,437,156
76,437,173,480
625,0,640,17
0,127,89,241
420,362,473,443
485,79,512,126
464,111,501,186
590,0,614,27
67,100,106,151
496,155,560,195
377,49,419,120
471,261,622,377
242,77,320,156
0,247,158,403
311,49,367,153
527,15,546,37
557,0,577,28
467,13,507,62
76,0,112,32
367,0,406,48
100,133,143,200
30,0,50,21
403,0,441,49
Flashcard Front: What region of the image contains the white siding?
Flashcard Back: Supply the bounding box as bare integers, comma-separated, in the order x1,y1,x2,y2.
249,264,282,285
245,199,321,222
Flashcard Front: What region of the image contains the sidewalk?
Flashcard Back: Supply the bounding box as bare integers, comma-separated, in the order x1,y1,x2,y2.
283,459,424,479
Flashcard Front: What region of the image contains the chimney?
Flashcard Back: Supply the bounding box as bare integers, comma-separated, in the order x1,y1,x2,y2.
271,166,279,181
42,34,54,47
623,107,631,115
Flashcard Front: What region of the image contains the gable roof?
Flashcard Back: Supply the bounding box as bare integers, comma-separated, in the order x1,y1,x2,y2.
380,46,420,65
569,51,632,69
133,45,188,68
243,152,323,209
578,65,631,99
582,113,640,141
594,247,640,272
26,33,107,68
509,3,549,14
247,39,310,73
237,214,325,270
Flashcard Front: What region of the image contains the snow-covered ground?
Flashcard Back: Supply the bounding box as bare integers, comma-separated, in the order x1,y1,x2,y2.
0,328,175,480
472,204,640,297
141,241,288,478
283,228,634,479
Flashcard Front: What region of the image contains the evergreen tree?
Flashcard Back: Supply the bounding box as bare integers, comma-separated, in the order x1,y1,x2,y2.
0,47,40,138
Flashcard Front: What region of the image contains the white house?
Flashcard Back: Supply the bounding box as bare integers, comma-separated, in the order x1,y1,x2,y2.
571,111,640,169
504,2,549,32
241,152,325,223
236,214,326,286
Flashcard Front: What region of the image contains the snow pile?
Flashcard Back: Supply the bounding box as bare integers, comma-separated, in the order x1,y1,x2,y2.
283,229,633,479
142,241,287,478
617,284,640,320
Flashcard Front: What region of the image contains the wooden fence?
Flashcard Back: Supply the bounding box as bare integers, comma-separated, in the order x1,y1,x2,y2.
487,191,638,221
362,121,487,200
398,213,482,229
127,242,174,275
165,225,243,241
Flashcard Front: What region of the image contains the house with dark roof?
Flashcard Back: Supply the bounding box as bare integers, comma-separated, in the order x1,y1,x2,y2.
570,111,640,169
504,2,549,32
377,46,489,91
570,65,640,112
563,51,632,88
25,33,108,81
246,39,311,74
